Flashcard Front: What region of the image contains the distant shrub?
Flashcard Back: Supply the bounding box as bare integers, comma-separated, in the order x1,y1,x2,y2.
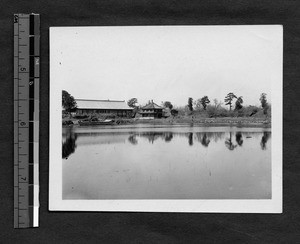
74,115,88,119
243,105,259,117
206,105,228,117
62,120,74,126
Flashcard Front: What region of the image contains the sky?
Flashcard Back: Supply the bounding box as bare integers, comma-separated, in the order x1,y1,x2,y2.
50,26,282,107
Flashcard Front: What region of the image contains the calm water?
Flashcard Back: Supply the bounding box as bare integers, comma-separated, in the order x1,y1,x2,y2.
62,125,271,199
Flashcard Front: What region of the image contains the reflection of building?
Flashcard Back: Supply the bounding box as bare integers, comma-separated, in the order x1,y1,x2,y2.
139,100,163,118
75,99,133,117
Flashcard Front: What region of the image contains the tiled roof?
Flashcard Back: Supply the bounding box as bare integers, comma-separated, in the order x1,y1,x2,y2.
76,99,133,110
142,101,163,110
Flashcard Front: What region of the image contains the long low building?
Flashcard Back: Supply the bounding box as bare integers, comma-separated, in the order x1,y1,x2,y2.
75,99,133,117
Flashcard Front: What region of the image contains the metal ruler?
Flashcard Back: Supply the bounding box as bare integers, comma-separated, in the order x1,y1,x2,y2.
14,13,40,228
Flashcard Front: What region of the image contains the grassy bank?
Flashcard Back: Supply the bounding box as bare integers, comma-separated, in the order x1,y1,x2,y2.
134,117,270,128
63,116,271,128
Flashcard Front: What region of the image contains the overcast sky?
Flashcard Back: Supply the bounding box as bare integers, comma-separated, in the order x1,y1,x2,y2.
50,26,282,107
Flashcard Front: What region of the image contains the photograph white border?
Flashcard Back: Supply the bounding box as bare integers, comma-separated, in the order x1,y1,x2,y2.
49,25,282,213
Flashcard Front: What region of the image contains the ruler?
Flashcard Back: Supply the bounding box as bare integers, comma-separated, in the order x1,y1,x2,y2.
14,13,40,228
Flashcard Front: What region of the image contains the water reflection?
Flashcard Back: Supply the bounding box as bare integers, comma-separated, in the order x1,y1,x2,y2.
62,131,77,159
236,132,243,146
261,132,271,150
63,127,272,200
62,130,271,158
188,133,193,146
164,133,173,142
128,135,138,145
225,132,237,151
200,133,210,147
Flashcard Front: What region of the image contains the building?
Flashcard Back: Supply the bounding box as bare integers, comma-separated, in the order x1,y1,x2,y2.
75,99,133,117
139,100,163,118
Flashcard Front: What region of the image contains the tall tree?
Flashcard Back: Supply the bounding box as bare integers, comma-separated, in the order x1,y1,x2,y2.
200,96,210,110
235,96,243,110
62,90,77,114
224,92,237,111
188,97,193,112
163,101,173,109
260,93,268,115
127,98,138,108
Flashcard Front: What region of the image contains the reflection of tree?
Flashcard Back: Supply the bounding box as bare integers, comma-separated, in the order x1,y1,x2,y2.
138,132,173,144
195,132,224,143
211,132,225,142
261,132,271,150
62,132,77,159
128,135,138,145
235,132,243,146
164,133,173,142
188,133,193,146
225,132,237,151
142,132,160,144
200,133,210,147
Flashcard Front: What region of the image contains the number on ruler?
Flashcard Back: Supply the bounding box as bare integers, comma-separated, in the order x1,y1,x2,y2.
14,15,18,23
20,122,26,126
35,58,39,65
20,67,26,72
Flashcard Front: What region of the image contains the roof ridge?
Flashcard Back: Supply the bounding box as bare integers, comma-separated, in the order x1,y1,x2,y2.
76,99,125,102
142,101,163,109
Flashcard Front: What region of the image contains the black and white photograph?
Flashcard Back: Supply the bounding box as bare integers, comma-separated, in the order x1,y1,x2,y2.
49,25,282,212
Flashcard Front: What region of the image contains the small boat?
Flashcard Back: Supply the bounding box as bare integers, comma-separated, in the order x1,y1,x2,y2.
78,119,114,126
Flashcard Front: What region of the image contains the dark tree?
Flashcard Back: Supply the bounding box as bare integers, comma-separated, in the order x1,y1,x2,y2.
127,98,138,108
235,96,244,111
260,93,268,115
62,90,77,114
170,109,179,116
200,96,210,110
163,101,173,109
224,92,237,111
188,97,193,112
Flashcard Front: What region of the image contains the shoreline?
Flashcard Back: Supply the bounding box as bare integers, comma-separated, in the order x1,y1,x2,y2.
63,117,271,128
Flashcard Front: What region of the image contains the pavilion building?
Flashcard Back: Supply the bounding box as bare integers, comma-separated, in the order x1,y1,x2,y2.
139,100,163,119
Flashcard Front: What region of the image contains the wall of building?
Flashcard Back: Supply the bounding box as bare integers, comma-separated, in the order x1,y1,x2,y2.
77,109,132,117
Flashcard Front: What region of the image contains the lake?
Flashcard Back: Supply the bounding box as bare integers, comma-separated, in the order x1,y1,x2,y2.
62,124,271,200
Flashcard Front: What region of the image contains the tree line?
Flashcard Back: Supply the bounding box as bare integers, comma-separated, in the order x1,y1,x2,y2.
185,92,269,116
127,92,268,112
62,89,270,118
